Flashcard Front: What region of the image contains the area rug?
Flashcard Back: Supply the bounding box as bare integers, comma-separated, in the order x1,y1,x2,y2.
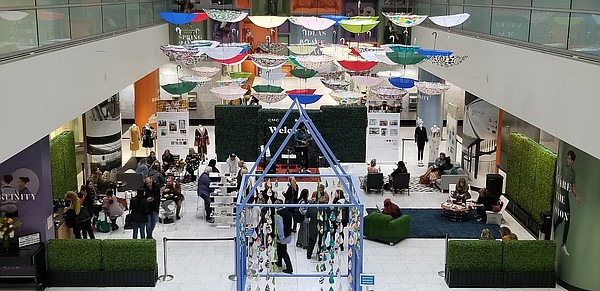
409,177,440,193
401,208,500,239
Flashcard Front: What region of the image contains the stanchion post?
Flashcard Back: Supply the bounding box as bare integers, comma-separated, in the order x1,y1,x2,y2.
228,237,236,281
158,237,174,281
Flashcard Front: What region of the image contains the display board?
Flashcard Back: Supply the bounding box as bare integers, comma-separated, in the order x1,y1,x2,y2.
366,113,400,163
446,115,458,162
156,99,190,160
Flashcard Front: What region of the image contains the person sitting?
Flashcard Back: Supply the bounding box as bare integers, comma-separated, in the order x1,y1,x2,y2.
197,167,214,223
388,161,408,190
163,175,184,220
500,226,512,241
147,151,157,165
162,149,175,171
452,177,471,204
96,171,112,195
480,228,493,240
418,152,447,186
102,189,125,231
508,233,518,240
185,147,200,181
226,153,241,174
367,159,380,173
382,198,401,219
475,188,498,221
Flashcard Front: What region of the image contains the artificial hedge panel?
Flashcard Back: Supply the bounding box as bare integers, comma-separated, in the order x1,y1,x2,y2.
447,240,503,272
50,131,78,199
102,239,156,271
532,147,556,224
502,240,556,272
214,105,261,162
48,239,102,271
317,106,367,163
505,133,523,203
520,138,538,215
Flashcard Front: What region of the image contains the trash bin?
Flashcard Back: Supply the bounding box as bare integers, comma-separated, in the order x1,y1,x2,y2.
539,211,552,240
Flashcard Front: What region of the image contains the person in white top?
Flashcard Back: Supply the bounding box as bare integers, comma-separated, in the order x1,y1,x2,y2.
226,153,241,174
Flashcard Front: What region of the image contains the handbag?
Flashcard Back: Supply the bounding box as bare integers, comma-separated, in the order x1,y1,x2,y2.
76,207,92,223
96,213,111,233
124,213,133,229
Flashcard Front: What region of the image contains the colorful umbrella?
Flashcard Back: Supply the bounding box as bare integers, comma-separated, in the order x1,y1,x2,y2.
352,76,382,87
370,87,408,100
259,72,287,82
287,44,317,55
429,13,470,27
216,78,248,87
192,12,209,23
295,55,335,70
179,75,211,85
388,77,416,89
337,60,378,71
415,81,450,96
162,82,197,95
339,18,380,33
416,49,453,57
318,71,345,80
250,54,288,70
429,55,468,67
384,44,421,53
252,92,287,103
347,70,371,77
257,42,286,53
192,66,221,77
320,78,350,91
229,71,252,79
330,90,364,105
319,44,351,59
383,13,428,27
248,16,288,28
159,12,196,25
321,15,349,25
213,53,249,66
204,9,247,23
288,55,303,67
253,85,284,93
289,16,336,31
377,70,404,78
290,68,318,79
288,94,323,105
186,40,220,48
286,89,317,95
361,51,396,65
197,47,244,60
386,51,427,65
210,86,247,100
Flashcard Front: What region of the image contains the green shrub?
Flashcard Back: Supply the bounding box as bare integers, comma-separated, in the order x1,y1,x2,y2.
102,239,157,271
214,105,261,162
505,133,523,202
47,239,102,271
446,240,503,272
503,240,556,272
50,131,78,199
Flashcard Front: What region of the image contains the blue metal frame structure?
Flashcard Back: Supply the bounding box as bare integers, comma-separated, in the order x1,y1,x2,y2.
235,99,365,291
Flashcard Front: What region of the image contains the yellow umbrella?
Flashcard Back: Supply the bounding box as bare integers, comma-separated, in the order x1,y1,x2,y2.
248,16,288,28
339,18,380,33
287,44,318,55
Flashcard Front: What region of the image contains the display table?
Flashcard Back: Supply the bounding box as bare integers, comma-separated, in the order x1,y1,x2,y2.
53,211,73,240
0,243,46,290
440,202,474,222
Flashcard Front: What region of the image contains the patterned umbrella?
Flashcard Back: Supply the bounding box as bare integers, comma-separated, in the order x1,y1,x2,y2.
250,54,289,70
159,12,196,25
204,9,247,23
318,71,345,80
213,53,249,66
429,55,469,67
192,66,221,77
415,82,450,96
287,44,318,55
253,85,284,93
162,82,197,95
210,86,247,100
257,42,287,54
248,16,288,28
383,13,428,28
252,92,287,103
295,55,335,70
289,16,336,31
370,87,408,100
330,90,364,105
429,13,470,27
320,78,350,91
339,18,380,33
290,68,318,79
216,78,248,87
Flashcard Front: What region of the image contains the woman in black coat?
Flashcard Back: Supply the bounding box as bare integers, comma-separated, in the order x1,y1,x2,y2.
129,189,149,239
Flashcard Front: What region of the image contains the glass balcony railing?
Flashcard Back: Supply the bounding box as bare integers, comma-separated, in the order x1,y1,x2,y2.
0,0,166,60
413,0,600,59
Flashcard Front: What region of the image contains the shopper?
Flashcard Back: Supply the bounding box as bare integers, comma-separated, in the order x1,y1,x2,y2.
102,189,125,231
163,175,184,220
284,177,299,231
147,151,157,165
197,167,214,223
476,188,497,221
135,158,149,179
96,171,112,195
382,198,401,219
148,162,166,188
226,153,241,174
185,147,200,181
64,191,92,239
500,226,512,241
480,228,493,240
295,189,309,248
162,149,176,171
130,189,149,239
275,199,294,274
143,177,161,239
78,185,95,239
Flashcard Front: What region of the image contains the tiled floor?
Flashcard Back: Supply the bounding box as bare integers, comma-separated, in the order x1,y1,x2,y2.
54,126,566,291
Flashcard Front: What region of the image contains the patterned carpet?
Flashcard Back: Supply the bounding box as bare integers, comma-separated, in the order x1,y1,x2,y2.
409,176,440,193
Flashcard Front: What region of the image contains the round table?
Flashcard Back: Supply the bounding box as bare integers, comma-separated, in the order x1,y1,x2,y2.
440,202,474,222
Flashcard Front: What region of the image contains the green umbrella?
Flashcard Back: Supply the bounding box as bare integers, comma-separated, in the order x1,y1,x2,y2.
252,85,284,93
229,71,252,79
290,68,318,79
161,82,197,95
386,51,427,65
339,19,380,33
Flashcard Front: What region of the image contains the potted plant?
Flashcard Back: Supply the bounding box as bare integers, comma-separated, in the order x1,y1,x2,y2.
445,240,503,288
502,240,556,287
0,212,21,249
47,239,103,286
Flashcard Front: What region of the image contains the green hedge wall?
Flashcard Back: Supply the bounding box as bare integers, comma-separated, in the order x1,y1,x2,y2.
50,131,78,199
214,105,367,163
447,240,503,272
505,133,556,224
102,239,157,271
502,240,556,272
48,239,102,271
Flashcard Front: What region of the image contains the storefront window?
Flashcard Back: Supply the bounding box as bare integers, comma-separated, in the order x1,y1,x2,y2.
153,1,165,22
37,8,71,45
37,0,69,4
463,6,492,34
70,6,102,39
493,0,531,6
568,13,600,56
126,3,140,27
0,0,35,7
529,11,568,49
416,3,430,15
102,4,126,33
491,8,530,42
0,10,38,55
464,0,492,4
430,4,448,17
140,2,153,25
532,0,571,9
571,0,600,10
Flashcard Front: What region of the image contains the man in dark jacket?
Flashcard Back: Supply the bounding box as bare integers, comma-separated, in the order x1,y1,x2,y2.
144,177,161,239
197,168,214,223
130,189,149,239
276,200,294,273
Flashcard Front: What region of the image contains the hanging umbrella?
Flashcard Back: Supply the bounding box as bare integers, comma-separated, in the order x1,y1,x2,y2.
257,42,287,53
214,53,249,66
377,70,404,78
339,18,380,33
252,92,287,103
318,71,345,80
361,51,396,65
204,9,247,23
320,78,350,91
197,47,244,60
337,60,378,71
162,82,197,95
295,55,335,70
187,40,220,48
386,51,427,65
216,78,248,87
429,55,469,67
253,85,284,93
219,42,252,54
192,12,209,23
416,49,453,57
288,94,323,105
229,71,252,79
179,76,211,88
289,16,336,31
248,16,288,28
429,13,470,27
286,89,317,95
388,77,416,89
383,12,428,27
370,87,408,100
290,68,318,79
250,54,289,70
287,44,318,55
352,76,382,87
288,55,303,67
321,15,349,25
210,86,247,100
330,90,364,105
319,44,351,59
415,82,450,96
259,72,287,82
384,44,421,53
159,12,196,25
192,66,221,77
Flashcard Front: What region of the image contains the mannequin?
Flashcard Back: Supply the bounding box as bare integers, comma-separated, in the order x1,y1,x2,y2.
194,125,210,163
414,118,428,167
142,123,155,155
129,123,141,156
429,124,442,164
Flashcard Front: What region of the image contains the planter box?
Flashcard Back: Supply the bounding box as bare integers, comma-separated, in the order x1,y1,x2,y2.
48,270,103,287
103,269,158,287
445,268,503,288
503,271,556,288
48,268,157,287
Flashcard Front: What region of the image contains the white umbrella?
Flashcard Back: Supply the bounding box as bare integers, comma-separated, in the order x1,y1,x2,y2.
376,70,404,78
196,47,243,60
289,16,336,31
250,54,288,70
429,13,470,28
210,86,247,100
248,16,288,28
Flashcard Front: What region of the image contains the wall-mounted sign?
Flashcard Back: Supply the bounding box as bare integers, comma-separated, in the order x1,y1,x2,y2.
18,232,40,248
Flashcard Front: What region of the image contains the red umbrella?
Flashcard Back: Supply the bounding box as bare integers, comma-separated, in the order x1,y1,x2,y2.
337,60,378,72
213,53,248,65
285,89,317,95
349,47,362,57
192,12,209,23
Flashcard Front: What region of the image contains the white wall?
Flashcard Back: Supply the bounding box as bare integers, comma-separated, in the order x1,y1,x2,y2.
0,24,169,163
412,26,600,158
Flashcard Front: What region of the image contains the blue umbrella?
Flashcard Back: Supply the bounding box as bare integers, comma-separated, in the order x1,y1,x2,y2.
321,15,350,25
416,49,453,57
288,94,323,105
389,77,416,89
159,12,196,25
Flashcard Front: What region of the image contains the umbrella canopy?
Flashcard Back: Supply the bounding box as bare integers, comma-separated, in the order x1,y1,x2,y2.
197,47,244,60
259,72,287,82
388,77,416,89
204,9,247,23
295,55,335,70
383,12,428,27
339,18,380,33
253,92,287,103
286,89,317,95
253,85,284,93
287,44,317,55
384,44,421,53
179,76,211,87
216,78,248,87
337,60,378,71
214,53,249,66
386,51,427,65
257,42,287,53
416,49,453,57
210,86,247,100
192,12,209,23
288,94,323,105
248,16,288,28
361,51,396,65
377,70,404,78
320,44,351,59
415,82,450,95
187,40,220,48
352,76,382,87
159,12,196,25
429,55,468,67
330,90,364,105
429,13,470,27
290,68,318,79
250,54,289,70
192,66,221,77
289,16,336,31
161,82,197,95
370,87,408,100
321,14,349,25
318,71,345,80
321,78,350,91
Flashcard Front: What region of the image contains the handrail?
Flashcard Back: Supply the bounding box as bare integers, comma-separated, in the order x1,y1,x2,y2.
159,236,237,282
